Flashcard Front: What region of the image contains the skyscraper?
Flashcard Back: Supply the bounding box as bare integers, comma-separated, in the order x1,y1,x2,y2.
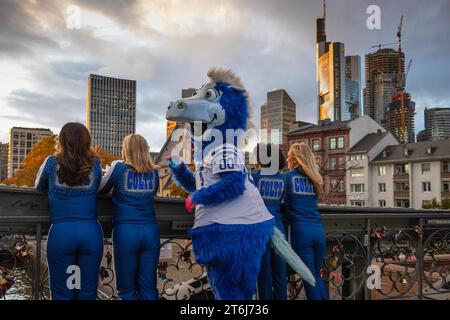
86,74,136,156
345,56,362,120
316,2,361,123
364,48,405,127
422,107,450,141
261,89,296,147
385,92,415,143
0,142,8,181
317,41,345,123
260,103,268,132
7,127,52,178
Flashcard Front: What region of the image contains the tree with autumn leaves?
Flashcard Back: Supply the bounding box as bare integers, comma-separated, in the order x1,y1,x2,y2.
168,183,188,198
2,135,119,187
2,135,57,187
167,164,196,198
93,145,121,168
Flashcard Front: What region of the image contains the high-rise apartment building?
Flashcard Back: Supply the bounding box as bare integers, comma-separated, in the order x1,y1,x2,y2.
7,127,52,177
421,107,450,141
86,74,136,156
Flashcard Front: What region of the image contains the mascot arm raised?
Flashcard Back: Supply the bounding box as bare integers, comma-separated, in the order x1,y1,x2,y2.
168,156,196,193
190,170,246,207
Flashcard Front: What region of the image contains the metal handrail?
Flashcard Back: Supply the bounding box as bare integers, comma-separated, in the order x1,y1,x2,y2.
1,185,449,300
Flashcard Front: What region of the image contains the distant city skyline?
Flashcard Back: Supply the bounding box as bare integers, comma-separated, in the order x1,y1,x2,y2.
1,0,450,150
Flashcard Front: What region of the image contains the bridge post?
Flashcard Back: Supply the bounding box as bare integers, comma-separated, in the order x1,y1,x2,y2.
365,218,372,300
33,223,42,300
417,218,424,300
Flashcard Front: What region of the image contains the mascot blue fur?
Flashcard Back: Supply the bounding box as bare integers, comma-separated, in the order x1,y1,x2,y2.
166,68,315,300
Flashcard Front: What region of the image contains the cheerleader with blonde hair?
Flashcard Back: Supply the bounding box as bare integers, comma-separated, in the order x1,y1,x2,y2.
99,134,160,300
284,142,329,300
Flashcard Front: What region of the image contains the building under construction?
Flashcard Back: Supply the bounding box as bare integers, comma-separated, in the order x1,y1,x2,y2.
364,48,405,128
385,92,415,143
364,15,415,145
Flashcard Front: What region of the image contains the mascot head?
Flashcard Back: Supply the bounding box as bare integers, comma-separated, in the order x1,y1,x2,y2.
166,68,252,143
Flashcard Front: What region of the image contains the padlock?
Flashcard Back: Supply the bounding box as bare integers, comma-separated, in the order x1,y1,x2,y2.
106,251,113,267
331,257,338,269
399,276,408,284
99,267,109,280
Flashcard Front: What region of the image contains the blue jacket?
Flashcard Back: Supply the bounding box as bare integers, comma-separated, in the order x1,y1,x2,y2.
283,168,321,224
252,170,286,220
98,161,159,225
35,155,102,224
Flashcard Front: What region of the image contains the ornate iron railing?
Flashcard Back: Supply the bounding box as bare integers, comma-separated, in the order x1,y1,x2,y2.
0,186,449,300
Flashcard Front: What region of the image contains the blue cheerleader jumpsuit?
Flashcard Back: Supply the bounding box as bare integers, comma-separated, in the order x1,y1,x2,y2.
252,170,287,300
98,160,160,300
35,155,103,300
283,168,329,300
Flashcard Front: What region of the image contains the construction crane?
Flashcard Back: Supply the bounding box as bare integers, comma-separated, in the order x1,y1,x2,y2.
371,42,396,50
397,16,404,49
404,59,413,88
397,15,404,90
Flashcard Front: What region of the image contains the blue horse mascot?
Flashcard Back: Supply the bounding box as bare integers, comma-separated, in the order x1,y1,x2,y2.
166,68,315,300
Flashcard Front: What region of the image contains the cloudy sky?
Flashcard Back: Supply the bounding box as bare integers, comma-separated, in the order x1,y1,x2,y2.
1,0,449,151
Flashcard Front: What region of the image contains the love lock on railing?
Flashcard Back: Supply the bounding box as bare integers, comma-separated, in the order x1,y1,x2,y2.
0,267,15,299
